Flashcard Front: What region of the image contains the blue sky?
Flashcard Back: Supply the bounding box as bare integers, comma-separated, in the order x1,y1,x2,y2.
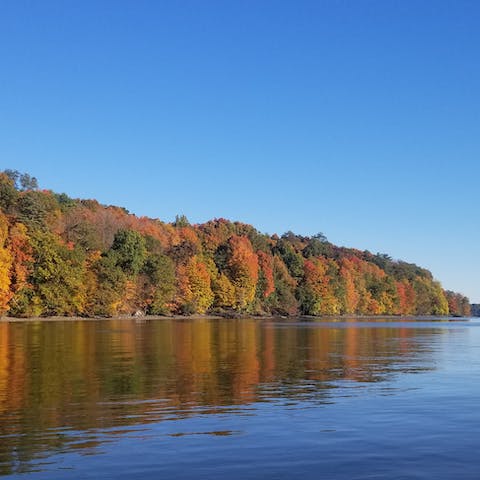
0,0,479,302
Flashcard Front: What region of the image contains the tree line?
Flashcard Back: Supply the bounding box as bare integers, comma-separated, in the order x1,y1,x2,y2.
0,170,471,318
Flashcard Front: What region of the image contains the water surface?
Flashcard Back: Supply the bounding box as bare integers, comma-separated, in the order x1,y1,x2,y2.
1,317,479,479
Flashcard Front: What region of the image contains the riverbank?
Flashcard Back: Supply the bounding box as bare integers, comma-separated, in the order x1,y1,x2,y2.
0,313,228,322
0,313,471,323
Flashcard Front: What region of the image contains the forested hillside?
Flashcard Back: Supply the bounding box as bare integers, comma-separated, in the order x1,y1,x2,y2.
0,170,471,318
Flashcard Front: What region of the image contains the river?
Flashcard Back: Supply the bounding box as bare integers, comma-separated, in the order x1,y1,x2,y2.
1,317,479,479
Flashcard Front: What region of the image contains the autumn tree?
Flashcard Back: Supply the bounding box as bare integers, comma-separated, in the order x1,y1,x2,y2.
212,273,236,309
226,236,258,311
175,256,214,314
303,233,333,258
0,173,19,213
413,277,448,315
396,279,416,315
274,237,304,279
298,257,340,315
16,231,87,316
0,212,13,313
445,291,471,317
339,257,359,314
6,222,33,313
256,251,275,300
267,256,298,315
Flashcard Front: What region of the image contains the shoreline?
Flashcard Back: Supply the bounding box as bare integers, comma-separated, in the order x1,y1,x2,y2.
0,313,473,323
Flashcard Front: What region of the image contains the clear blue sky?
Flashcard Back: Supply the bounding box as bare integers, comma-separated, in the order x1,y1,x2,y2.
0,1,478,302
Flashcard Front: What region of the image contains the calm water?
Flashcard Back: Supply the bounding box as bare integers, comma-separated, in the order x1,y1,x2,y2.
1,317,480,479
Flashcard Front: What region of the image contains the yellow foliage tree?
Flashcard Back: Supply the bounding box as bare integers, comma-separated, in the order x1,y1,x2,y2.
212,273,235,308
0,213,13,313
176,256,214,314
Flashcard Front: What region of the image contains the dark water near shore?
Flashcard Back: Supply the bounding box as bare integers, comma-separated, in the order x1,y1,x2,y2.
1,317,480,479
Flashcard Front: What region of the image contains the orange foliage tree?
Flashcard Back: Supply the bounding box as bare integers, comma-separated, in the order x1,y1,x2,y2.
0,213,13,313
226,235,259,310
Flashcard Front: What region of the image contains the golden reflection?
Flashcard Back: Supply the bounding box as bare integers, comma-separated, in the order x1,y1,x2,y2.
0,323,8,411
0,318,439,475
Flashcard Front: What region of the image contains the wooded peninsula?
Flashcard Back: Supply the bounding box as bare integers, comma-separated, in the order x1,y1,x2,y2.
0,170,471,318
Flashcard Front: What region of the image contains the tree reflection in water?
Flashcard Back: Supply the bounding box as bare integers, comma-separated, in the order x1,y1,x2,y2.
0,318,440,475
